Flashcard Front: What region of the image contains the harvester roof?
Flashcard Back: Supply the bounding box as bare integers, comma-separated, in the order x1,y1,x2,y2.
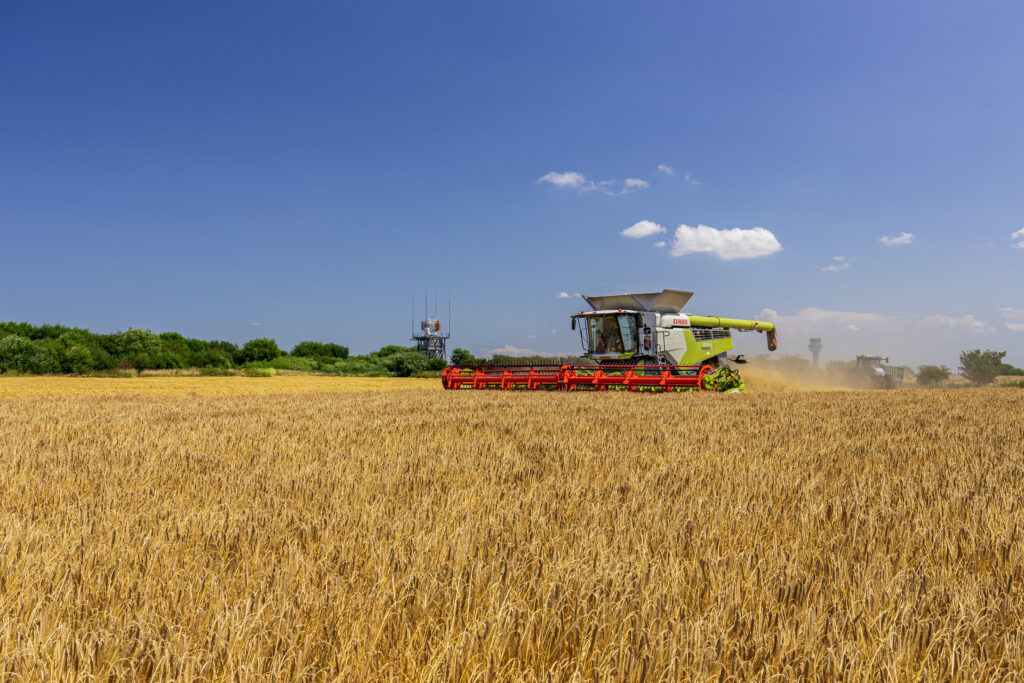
582,289,693,314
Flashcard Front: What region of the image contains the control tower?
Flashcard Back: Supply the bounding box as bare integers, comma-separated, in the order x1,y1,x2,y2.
809,337,823,369
411,295,451,361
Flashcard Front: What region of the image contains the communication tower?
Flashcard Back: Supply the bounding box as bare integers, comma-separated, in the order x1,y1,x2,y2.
411,293,451,361
809,337,823,369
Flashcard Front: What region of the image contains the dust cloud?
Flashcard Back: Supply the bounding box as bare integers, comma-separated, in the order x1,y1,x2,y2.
738,357,865,393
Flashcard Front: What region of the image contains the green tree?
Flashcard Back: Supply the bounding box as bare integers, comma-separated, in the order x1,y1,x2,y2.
450,348,478,366
0,335,36,372
61,344,94,374
958,349,1006,385
240,338,283,363
291,341,349,359
191,348,234,368
375,344,412,357
27,341,61,373
917,364,951,386
386,351,429,377
113,328,162,369
1000,363,1024,376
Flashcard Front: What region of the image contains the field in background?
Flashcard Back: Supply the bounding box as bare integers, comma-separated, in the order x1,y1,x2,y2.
2,383,1023,679
0,375,436,397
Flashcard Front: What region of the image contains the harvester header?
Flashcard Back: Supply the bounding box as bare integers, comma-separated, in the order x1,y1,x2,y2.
442,289,778,393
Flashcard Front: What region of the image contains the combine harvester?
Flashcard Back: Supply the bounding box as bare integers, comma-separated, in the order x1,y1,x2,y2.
442,289,778,393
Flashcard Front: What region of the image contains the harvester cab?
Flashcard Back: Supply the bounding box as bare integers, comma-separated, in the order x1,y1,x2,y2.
442,289,778,393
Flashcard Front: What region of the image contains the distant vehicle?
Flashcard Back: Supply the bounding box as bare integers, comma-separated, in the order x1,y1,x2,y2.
852,355,904,389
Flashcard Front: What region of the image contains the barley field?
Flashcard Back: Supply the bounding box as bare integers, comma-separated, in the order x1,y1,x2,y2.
1,379,1022,680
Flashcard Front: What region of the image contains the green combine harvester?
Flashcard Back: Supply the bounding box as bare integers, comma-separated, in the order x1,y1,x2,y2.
442,289,779,393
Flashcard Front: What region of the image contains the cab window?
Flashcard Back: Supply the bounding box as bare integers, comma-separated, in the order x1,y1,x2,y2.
585,315,636,354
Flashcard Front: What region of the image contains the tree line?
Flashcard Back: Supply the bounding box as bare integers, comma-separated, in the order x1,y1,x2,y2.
0,322,446,377
917,349,1024,386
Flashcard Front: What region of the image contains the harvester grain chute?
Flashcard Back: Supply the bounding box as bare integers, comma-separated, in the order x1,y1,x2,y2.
442,289,778,393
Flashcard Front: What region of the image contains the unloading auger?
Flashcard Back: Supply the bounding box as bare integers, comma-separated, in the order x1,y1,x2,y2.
441,289,778,393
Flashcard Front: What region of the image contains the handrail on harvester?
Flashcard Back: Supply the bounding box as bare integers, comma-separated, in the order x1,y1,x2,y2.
441,363,714,392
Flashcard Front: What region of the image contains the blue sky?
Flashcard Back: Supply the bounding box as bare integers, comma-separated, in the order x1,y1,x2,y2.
2,1,1023,366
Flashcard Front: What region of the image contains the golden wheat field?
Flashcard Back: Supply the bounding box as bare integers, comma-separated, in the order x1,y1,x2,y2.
0,375,436,398
1,378,1023,681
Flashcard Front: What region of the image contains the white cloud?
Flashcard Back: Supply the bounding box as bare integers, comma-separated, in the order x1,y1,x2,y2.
538,171,586,188
670,224,782,260
557,291,582,298
538,170,650,196
822,257,851,272
920,314,995,333
653,241,666,249
845,324,860,331
657,164,675,175
1012,228,1024,248
761,307,892,331
762,307,996,334
526,334,537,339
621,220,667,239
251,322,262,326
879,232,915,246
999,308,1024,331
683,172,701,186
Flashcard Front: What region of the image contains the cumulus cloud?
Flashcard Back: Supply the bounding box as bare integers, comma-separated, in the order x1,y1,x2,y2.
1000,307,1024,331
879,232,915,246
1012,228,1024,248
557,292,582,298
657,164,675,175
921,314,995,333
670,224,782,260
621,220,667,239
760,307,995,335
537,171,586,188
538,170,650,196
653,241,666,248
822,257,851,272
760,307,891,331
683,172,700,186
